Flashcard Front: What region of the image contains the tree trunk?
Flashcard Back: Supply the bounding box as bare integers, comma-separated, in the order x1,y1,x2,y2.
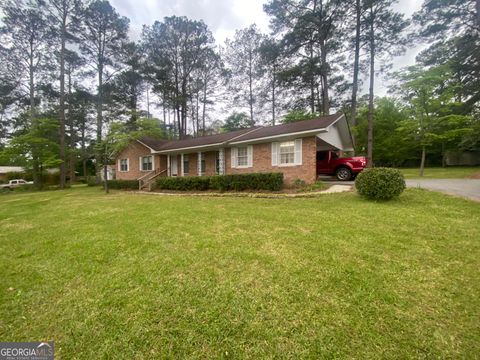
248,49,254,125
366,13,375,168
320,41,330,115
202,77,207,135
67,65,75,183
103,162,109,194
441,142,446,167
81,118,87,179
148,87,152,120
351,0,361,152
195,90,200,136
29,45,41,189
272,66,276,126
309,44,315,114
419,145,426,177
129,83,137,126
58,18,67,189
96,64,103,183
83,159,87,180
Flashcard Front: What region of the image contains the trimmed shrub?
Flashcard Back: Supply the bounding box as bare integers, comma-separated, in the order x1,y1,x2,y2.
355,167,406,200
155,176,210,191
86,177,97,187
155,173,284,192
107,179,139,190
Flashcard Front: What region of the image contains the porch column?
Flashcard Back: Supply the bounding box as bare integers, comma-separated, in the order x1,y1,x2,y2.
219,148,225,175
180,153,184,176
197,151,202,176
167,154,171,177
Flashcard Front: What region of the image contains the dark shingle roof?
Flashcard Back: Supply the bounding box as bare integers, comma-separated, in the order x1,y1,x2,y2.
138,137,170,150
229,113,341,143
138,114,343,152
156,127,260,151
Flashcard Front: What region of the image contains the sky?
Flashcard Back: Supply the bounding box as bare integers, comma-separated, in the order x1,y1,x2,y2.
111,0,425,96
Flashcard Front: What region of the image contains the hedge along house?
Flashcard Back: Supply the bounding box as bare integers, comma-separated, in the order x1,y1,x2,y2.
115,113,354,190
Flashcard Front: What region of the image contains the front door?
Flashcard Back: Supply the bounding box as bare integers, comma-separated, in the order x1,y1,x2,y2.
171,156,178,176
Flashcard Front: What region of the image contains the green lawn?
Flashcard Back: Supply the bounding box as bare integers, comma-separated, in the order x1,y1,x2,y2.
1,187,479,358
400,166,480,179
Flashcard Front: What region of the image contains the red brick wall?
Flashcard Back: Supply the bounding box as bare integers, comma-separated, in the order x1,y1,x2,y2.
225,136,317,185
116,141,164,180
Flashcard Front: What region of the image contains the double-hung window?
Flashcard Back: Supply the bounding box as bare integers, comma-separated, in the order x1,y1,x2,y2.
231,146,253,168
237,147,248,167
272,139,302,166
183,154,189,175
141,156,153,171
119,159,129,172
279,141,295,165
198,152,206,175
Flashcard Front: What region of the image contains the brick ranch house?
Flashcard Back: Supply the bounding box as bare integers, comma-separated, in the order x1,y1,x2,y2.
115,113,354,189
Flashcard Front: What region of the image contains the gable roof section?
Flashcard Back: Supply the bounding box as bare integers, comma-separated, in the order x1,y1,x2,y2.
137,136,170,151
139,113,345,153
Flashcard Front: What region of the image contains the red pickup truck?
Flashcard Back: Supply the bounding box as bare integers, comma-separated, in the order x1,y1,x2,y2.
316,151,366,180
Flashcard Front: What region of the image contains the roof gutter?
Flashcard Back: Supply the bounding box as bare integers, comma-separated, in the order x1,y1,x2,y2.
152,142,226,154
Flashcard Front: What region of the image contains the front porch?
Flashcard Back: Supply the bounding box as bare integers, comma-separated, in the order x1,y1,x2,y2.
165,148,226,178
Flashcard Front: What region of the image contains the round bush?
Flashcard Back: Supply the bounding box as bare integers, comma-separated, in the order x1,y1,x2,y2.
355,167,406,200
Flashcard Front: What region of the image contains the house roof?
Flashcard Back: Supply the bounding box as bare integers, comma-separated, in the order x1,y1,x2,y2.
137,136,170,150
229,113,341,144
154,127,261,151
138,113,345,153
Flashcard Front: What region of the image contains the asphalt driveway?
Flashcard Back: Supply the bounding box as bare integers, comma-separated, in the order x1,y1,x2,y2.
405,179,480,202
321,176,480,202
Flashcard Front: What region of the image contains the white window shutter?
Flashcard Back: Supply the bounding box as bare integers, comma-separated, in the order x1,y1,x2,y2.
139,156,142,171
271,142,278,166
247,145,253,167
231,147,237,168
118,159,121,172
126,158,129,171
294,139,302,165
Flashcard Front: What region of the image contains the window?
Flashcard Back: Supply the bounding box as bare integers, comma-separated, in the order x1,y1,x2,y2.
183,154,189,175
141,156,153,171
237,147,248,167
279,141,295,165
201,153,206,174
272,139,302,166
119,159,128,172
231,146,252,168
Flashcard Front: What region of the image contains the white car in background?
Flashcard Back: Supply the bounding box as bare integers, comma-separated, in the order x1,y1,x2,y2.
0,179,34,190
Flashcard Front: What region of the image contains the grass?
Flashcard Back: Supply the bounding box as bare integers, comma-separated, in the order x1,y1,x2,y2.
400,166,480,179
1,187,479,359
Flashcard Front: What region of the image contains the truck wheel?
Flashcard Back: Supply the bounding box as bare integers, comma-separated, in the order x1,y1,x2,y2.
336,167,352,181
